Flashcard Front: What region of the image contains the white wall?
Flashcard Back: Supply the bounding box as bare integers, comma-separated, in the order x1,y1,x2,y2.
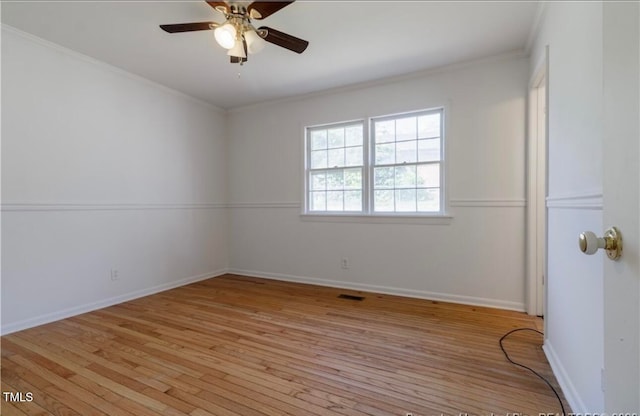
1,27,229,334
227,55,529,311
531,2,605,412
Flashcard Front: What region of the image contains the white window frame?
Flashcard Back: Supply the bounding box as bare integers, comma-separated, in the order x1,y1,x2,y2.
304,120,366,213
369,108,445,215
303,107,451,224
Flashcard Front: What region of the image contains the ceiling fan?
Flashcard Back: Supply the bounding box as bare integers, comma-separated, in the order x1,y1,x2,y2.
160,1,309,65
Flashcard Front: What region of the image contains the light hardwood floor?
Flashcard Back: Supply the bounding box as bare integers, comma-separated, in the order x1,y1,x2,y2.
1,274,569,415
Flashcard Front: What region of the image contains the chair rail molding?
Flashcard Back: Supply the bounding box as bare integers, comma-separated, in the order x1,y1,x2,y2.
546,191,603,210
1,202,228,212
449,198,526,207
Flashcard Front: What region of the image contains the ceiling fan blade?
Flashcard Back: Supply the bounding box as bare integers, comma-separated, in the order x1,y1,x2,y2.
160,22,216,33
206,1,229,13
248,1,294,19
259,26,308,54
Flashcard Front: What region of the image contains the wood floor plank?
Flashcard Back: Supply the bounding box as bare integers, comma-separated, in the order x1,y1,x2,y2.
1,363,81,416
3,336,175,414
0,401,30,416
7,354,132,416
1,274,570,415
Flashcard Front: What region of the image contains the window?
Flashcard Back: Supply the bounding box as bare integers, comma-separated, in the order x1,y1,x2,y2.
307,122,364,212
371,109,442,213
305,108,444,216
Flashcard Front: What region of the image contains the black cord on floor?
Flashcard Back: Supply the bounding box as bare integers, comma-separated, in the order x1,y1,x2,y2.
499,328,566,415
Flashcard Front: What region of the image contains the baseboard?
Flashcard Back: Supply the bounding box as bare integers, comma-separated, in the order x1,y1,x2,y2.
2,267,525,335
1,269,228,336
543,341,587,412
228,268,526,312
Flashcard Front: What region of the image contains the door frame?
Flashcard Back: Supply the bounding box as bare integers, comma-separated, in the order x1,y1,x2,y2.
526,48,549,317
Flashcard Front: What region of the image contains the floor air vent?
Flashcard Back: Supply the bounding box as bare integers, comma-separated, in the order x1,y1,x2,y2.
337,294,365,301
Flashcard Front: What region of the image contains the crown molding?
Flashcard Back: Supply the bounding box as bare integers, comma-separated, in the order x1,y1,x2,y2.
525,1,548,55
228,49,528,114
1,24,227,115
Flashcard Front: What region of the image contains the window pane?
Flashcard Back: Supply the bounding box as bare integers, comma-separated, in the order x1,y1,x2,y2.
396,116,417,141
310,172,326,190
418,139,440,162
327,191,344,211
344,191,362,211
418,113,440,138
345,125,363,147
310,150,328,169
328,128,344,148
374,190,394,212
328,148,345,167
395,165,416,188
326,170,344,190
418,189,440,212
375,120,395,143
310,191,326,211
307,113,442,215
375,143,395,165
417,163,440,188
345,146,363,167
374,167,394,189
310,130,327,150
344,168,362,190
396,189,417,212
396,140,417,163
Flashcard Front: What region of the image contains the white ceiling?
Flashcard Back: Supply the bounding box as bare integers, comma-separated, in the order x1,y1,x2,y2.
1,1,540,109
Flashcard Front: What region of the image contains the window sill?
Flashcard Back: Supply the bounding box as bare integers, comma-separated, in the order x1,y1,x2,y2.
300,213,453,225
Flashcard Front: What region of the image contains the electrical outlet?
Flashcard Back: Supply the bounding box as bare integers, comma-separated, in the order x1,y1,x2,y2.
341,258,349,269
110,269,120,281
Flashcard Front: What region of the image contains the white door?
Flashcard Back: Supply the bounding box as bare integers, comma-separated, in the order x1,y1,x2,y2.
602,2,639,410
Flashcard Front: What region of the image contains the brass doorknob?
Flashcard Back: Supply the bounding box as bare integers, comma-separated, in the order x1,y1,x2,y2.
578,227,623,260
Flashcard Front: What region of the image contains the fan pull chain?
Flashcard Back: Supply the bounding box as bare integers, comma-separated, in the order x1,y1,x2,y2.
237,61,244,79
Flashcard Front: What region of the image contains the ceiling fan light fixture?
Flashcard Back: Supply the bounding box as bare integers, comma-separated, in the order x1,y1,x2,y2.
161,0,309,66
214,22,236,49
227,38,247,58
244,29,266,54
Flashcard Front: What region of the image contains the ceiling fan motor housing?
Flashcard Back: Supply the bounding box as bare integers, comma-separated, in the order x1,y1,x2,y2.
228,3,248,17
